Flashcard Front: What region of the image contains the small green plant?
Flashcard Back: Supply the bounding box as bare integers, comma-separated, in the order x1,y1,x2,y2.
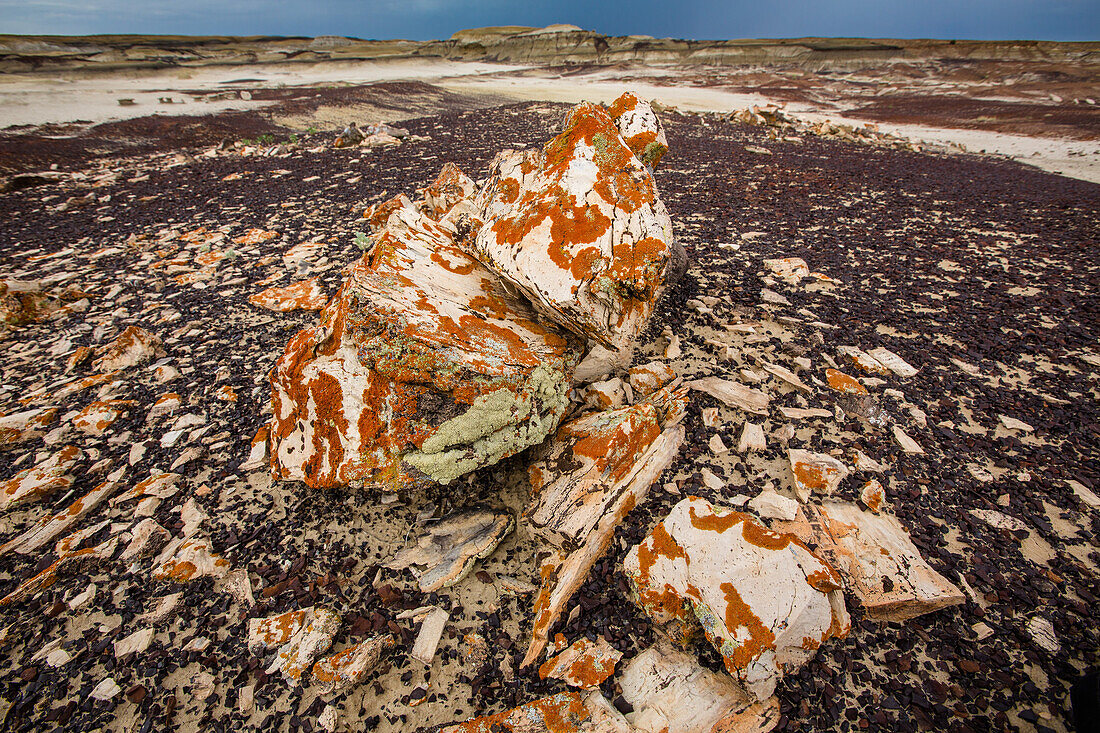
306,126,319,134
288,133,298,144
353,231,372,251
223,249,238,260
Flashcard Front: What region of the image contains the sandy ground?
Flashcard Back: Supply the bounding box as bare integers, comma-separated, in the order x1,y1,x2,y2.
2,60,1098,184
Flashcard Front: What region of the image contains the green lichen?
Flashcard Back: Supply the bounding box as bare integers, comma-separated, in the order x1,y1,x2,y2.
403,362,570,485
642,141,666,168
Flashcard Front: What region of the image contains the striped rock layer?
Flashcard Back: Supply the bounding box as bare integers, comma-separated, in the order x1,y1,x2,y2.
623,496,851,700
270,93,679,491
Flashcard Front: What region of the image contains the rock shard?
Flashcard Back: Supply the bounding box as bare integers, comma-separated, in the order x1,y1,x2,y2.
522,384,687,667
623,496,850,699
773,500,964,622
386,510,514,592
619,642,781,733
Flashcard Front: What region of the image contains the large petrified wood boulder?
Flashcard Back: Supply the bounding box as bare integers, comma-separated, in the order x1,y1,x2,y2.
470,99,681,352
623,496,850,699
270,199,581,489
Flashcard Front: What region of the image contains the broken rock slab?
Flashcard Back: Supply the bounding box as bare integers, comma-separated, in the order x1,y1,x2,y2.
311,634,395,695
522,386,687,667
774,500,964,622
442,690,628,733
248,278,328,312
687,377,769,415
1,479,121,556
92,326,165,372
623,496,850,699
269,199,581,490
538,636,622,689
386,510,514,592
788,449,849,501
470,96,681,352
151,537,230,582
619,641,780,733
0,445,82,513
0,407,58,447
263,606,341,682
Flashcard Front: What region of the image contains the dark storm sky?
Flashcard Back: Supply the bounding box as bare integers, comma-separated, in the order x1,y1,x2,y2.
2,0,1097,41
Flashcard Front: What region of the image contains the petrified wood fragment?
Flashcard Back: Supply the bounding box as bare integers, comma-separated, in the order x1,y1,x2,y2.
269,199,581,489
522,384,687,667
623,496,850,699
774,500,964,622
471,97,681,352
387,510,514,592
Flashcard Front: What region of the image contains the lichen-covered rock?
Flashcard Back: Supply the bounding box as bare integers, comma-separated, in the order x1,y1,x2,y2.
71,400,133,435
152,538,230,582
0,445,82,513
470,96,680,351
266,606,341,682
788,449,849,501
92,326,165,372
419,162,476,219
628,360,675,397
522,385,687,667
248,278,328,312
442,691,608,733
0,279,62,330
607,92,669,170
311,634,395,695
773,500,964,623
538,636,622,689
623,496,850,699
248,609,308,654
0,407,58,447
269,201,580,490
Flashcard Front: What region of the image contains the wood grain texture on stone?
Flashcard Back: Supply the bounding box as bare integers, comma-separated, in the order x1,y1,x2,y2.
773,500,964,622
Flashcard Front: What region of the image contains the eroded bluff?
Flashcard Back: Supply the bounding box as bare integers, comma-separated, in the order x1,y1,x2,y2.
269,93,683,490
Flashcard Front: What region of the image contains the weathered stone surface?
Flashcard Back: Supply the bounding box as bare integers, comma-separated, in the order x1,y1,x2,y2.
0,445,82,513
114,627,155,658
538,636,622,689
523,385,687,667
442,691,610,733
687,377,769,415
737,422,766,452
774,500,964,622
248,609,308,654
248,277,328,312
619,642,781,733
867,347,918,378
628,360,675,397
311,634,395,695
269,200,580,490
410,606,449,665
0,407,58,447
470,97,680,351
1,479,120,555
747,490,798,521
825,368,867,395
388,511,513,592
763,257,809,286
420,162,476,219
836,346,890,376
0,538,116,606
266,606,340,681
788,449,849,501
580,377,626,410
608,92,668,170
119,519,170,561
92,326,165,372
152,538,230,582
71,400,133,435
623,496,850,699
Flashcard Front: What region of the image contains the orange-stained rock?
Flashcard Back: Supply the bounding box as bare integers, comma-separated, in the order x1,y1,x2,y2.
72,400,134,435
825,368,868,395
762,257,809,286
0,445,82,513
248,609,309,653
608,91,669,170
311,634,395,695
0,479,121,556
623,496,850,699
419,162,476,219
269,200,581,490
248,278,328,313
233,228,279,246
0,279,62,330
538,636,622,689
440,691,594,733
788,449,849,501
522,385,687,667
0,538,115,607
265,606,341,682
0,407,57,447
628,360,675,397
362,194,414,230
773,500,964,623
152,538,230,582
92,326,165,372
469,95,682,352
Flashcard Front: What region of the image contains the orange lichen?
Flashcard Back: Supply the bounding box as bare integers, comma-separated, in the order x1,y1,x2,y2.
233,228,278,245
826,368,868,395
718,581,776,673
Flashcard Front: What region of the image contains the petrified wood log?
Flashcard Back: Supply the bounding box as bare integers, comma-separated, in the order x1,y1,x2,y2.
270,198,582,489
